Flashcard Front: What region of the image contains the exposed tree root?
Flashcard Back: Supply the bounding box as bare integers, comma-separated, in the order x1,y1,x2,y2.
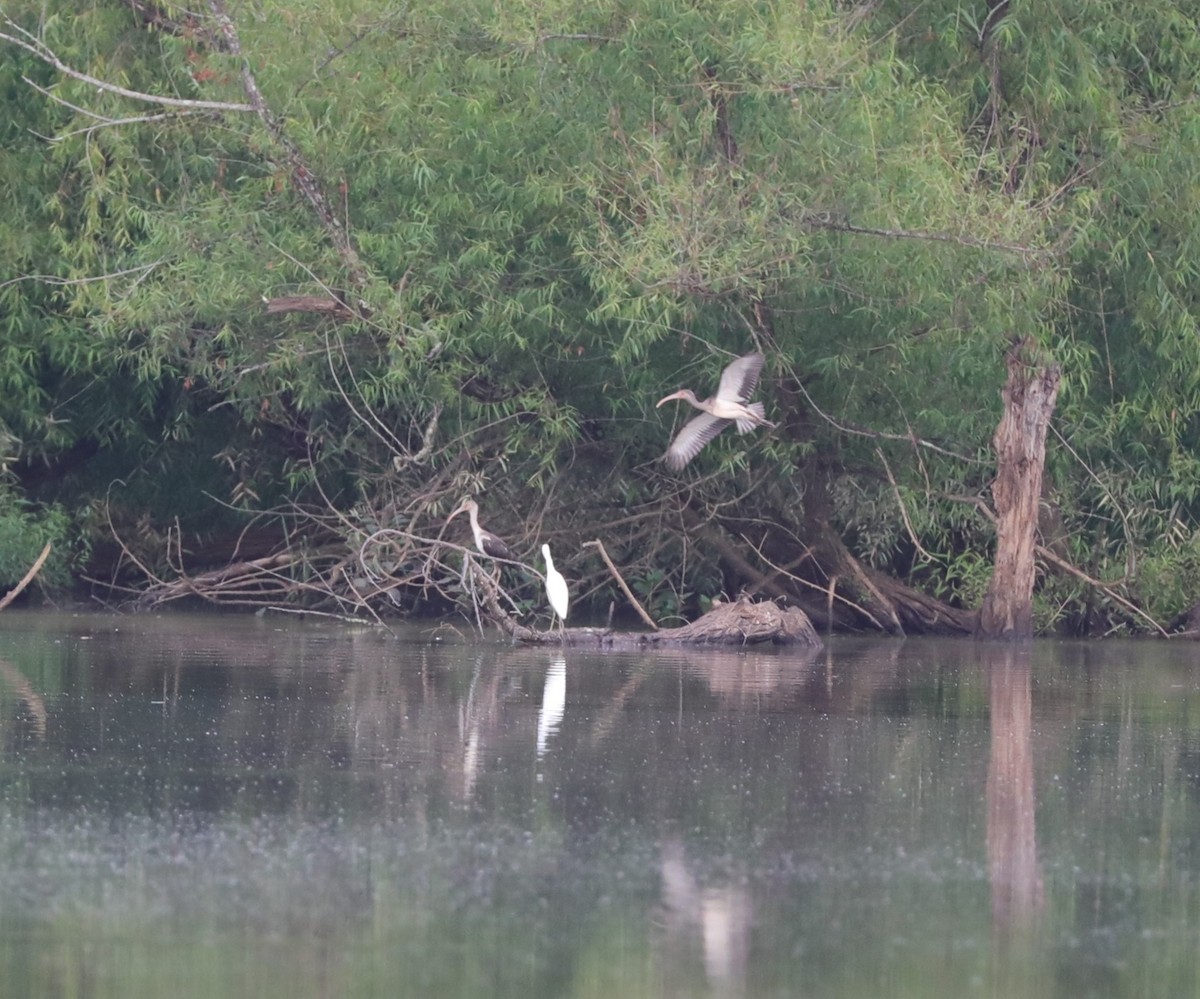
682,498,976,636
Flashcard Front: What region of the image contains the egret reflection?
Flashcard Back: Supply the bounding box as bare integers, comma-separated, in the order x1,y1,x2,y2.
536,657,566,759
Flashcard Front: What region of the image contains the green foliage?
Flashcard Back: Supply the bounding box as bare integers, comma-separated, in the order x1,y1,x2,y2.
3,0,1200,627
859,0,1200,627
1132,531,1200,625
0,484,76,593
631,567,686,624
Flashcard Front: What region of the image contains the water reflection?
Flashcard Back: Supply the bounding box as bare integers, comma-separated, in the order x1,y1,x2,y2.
985,645,1045,933
536,657,566,760
660,838,751,997
0,613,1195,998
0,654,46,738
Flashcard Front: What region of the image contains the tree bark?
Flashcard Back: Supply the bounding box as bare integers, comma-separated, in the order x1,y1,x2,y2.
976,339,1061,639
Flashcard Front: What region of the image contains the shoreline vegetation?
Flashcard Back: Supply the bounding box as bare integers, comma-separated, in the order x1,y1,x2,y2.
5,2,1200,639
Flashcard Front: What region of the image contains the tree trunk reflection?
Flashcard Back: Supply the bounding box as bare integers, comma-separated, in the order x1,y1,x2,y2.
986,645,1044,934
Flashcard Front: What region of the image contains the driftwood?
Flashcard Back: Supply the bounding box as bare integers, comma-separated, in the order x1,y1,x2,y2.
635,598,823,648
468,563,822,648
529,599,822,649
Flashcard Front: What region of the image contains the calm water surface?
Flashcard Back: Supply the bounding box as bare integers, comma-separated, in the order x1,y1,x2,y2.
0,610,1197,997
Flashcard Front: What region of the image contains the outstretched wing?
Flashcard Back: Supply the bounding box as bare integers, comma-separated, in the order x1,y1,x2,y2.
715,352,765,405
665,413,731,470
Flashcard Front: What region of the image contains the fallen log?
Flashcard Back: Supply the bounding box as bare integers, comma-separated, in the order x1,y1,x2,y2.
468,563,822,647
550,599,822,649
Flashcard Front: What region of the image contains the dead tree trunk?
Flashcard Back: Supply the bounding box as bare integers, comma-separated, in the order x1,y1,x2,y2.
976,339,1061,639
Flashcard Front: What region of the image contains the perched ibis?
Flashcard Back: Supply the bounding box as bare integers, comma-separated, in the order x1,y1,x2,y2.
656,351,775,470
447,498,517,561
542,543,569,632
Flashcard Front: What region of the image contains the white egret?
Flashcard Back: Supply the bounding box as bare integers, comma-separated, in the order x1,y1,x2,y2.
542,543,569,634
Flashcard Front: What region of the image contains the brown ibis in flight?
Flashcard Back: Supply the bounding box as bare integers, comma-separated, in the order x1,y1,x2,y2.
656,351,775,470
447,498,517,561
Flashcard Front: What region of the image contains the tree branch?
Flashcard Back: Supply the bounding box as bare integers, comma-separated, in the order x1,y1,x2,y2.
204,0,368,286
582,539,658,629
799,210,1049,258
0,18,254,112
0,542,52,611
21,74,202,140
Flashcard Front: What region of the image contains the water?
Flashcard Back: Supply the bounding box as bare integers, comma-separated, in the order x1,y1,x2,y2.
0,610,1197,998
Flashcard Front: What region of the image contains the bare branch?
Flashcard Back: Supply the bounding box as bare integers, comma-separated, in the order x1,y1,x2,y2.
582,539,658,629
0,261,163,292
0,542,52,610
205,0,367,285
788,363,985,464
876,446,936,562
0,18,254,112
799,210,1050,258
1035,543,1167,638
22,73,211,140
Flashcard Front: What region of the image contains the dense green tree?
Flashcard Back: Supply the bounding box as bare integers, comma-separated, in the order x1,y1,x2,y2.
866,0,1200,628
1,0,1199,633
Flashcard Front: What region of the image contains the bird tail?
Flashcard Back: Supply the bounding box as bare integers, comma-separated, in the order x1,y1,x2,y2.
735,403,774,434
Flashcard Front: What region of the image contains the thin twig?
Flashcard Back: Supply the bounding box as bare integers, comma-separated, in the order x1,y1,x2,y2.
0,261,162,292
791,373,982,463
22,74,206,138
263,605,380,626
1035,543,1168,638
799,211,1050,258
876,446,935,561
1050,424,1137,580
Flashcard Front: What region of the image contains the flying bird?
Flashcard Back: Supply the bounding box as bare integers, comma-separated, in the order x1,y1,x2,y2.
447,498,517,561
656,351,775,470
542,543,569,633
